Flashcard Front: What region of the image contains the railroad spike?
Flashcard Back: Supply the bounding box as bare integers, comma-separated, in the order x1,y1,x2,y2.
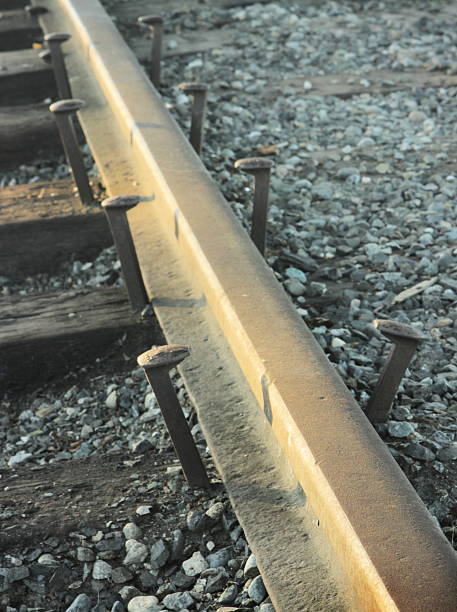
101,196,149,313
137,15,164,88
25,5,48,17
49,99,94,206
137,345,211,489
44,32,72,100
234,157,274,256
178,82,208,156
365,319,424,424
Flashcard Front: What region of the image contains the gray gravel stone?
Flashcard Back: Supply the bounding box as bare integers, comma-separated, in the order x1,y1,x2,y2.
105,390,117,409
284,278,305,297
405,442,436,462
387,421,415,438
150,539,169,569
162,591,194,610
243,553,259,579
4,566,29,582
92,559,112,580
248,574,267,604
123,540,148,565
169,529,185,561
119,586,143,602
131,438,154,453
186,509,207,532
437,443,457,461
77,547,95,562
123,523,143,540
170,571,196,590
37,553,58,566
65,594,92,612
206,501,225,521
311,181,334,200
112,566,133,584
207,547,232,568
218,583,238,604
8,451,32,467
182,551,209,576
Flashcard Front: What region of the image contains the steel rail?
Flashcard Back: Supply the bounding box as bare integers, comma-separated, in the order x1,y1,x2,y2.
33,1,457,610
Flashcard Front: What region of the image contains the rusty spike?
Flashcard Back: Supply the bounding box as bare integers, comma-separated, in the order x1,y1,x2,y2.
101,196,149,313
365,319,424,423
138,345,211,489
137,15,164,88
234,157,274,256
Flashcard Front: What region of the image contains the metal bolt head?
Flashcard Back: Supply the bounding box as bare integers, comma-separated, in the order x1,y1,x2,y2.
137,345,191,371
25,5,48,16
102,195,140,211
374,319,423,344
49,99,85,114
138,14,164,27
44,32,72,44
234,157,274,174
178,82,208,95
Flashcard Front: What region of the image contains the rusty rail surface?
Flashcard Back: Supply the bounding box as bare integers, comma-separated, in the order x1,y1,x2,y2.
32,1,457,610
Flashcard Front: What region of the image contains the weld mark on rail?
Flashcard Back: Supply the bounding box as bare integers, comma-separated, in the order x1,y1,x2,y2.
174,209,180,240
230,481,307,509
130,122,163,146
151,295,206,309
261,374,273,425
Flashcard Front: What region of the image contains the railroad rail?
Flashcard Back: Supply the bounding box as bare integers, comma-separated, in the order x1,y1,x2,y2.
2,0,457,610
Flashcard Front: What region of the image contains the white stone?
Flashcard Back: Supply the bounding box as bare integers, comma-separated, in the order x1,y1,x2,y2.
92,560,112,580
182,551,209,576
127,596,160,612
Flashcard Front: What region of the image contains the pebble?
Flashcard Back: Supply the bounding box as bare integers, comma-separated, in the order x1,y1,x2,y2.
207,547,232,568
186,509,207,532
65,594,92,612
284,279,305,297
311,181,334,200
124,540,148,565
182,551,209,576
248,575,267,604
37,554,58,566
112,566,133,584
218,583,238,604
437,444,457,462
206,501,225,521
92,559,112,580
243,553,259,579
136,506,152,516
119,586,143,602
127,596,160,612
404,442,436,462
150,539,169,569
77,547,95,562
162,591,194,610
8,450,32,467
123,522,143,540
169,529,186,561
387,421,415,438
105,390,118,409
